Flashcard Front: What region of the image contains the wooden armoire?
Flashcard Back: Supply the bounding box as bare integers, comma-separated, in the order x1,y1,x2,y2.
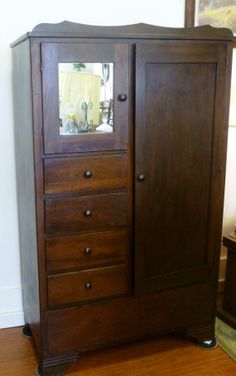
11,22,233,375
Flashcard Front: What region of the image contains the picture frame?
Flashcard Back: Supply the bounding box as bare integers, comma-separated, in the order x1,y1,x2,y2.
185,0,236,127
185,0,236,34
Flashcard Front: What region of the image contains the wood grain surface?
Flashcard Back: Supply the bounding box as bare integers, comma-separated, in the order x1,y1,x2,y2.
0,326,235,376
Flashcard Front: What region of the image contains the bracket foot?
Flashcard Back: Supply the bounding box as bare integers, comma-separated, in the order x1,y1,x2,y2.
22,323,32,338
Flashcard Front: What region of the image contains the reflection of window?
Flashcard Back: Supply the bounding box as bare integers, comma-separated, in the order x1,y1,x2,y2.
58,63,114,135
195,0,236,35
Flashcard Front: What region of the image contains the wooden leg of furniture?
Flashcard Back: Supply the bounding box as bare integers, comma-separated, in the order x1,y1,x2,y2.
22,323,33,338
36,364,69,376
185,322,216,347
35,353,79,376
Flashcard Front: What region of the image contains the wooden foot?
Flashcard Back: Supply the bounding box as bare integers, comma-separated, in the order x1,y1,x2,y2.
184,321,217,349
36,364,67,376
22,323,32,338
36,353,78,376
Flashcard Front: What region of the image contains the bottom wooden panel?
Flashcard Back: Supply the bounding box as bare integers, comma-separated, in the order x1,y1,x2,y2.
47,282,215,354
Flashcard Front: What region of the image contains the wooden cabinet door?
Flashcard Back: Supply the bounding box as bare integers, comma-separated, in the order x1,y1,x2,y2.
41,42,130,154
135,41,229,293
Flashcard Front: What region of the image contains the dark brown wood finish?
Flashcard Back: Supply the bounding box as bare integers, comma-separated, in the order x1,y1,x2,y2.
11,22,233,376
45,193,128,235
30,37,54,358
11,21,233,46
46,230,128,272
44,154,128,195
47,281,215,353
48,264,129,307
42,42,129,154
135,41,229,293
12,39,42,357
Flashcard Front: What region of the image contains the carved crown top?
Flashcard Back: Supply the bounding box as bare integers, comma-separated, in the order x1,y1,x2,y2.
11,20,233,47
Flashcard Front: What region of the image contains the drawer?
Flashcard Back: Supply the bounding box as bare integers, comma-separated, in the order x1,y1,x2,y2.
45,193,128,235
47,230,129,272
48,265,128,307
47,282,214,353
44,154,128,194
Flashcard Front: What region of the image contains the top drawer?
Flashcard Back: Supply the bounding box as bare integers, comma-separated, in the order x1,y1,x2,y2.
44,154,128,195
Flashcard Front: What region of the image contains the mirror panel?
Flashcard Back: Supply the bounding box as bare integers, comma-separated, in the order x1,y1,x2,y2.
58,63,114,135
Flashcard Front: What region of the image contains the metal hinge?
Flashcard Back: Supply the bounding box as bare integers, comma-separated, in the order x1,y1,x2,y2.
40,63,43,71
42,127,44,137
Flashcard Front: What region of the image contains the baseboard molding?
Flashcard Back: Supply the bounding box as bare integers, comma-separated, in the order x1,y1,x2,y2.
0,310,24,329
0,286,24,329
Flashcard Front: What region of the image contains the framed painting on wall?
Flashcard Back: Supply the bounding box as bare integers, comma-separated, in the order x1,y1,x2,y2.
185,0,236,127
195,0,236,34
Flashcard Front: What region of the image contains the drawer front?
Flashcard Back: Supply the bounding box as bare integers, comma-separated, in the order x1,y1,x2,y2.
45,193,128,235
47,230,128,272
48,265,128,307
44,154,128,194
47,282,214,353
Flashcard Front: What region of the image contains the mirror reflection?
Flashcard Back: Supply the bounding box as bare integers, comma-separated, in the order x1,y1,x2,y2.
58,63,114,135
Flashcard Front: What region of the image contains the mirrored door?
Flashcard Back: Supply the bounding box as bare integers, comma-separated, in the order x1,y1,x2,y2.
41,43,129,154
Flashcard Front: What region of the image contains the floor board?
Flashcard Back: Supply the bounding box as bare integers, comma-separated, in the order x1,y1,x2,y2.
0,327,235,375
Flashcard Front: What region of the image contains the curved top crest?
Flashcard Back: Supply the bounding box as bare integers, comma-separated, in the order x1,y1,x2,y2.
11,20,233,47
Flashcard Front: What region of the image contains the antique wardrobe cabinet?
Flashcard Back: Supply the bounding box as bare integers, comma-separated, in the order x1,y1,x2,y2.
11,22,232,375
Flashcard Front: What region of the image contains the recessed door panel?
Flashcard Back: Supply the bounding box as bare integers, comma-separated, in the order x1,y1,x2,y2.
135,42,227,293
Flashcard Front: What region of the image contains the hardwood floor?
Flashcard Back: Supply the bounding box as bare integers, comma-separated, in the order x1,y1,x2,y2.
0,327,235,376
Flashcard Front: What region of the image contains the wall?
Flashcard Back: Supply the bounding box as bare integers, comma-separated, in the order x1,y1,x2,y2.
0,0,235,329
0,0,185,328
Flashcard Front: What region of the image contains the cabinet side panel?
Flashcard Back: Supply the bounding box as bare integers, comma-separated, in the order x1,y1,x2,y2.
12,40,41,353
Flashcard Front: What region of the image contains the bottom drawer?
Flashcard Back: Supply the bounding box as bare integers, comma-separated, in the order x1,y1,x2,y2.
47,281,215,354
48,265,128,307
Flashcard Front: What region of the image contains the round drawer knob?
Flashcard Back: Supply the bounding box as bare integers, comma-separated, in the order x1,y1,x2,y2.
84,210,92,217
84,247,92,255
137,174,145,182
85,282,92,289
84,170,93,179
118,94,127,102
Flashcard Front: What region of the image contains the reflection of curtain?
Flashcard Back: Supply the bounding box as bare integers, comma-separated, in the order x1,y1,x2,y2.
59,71,101,125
